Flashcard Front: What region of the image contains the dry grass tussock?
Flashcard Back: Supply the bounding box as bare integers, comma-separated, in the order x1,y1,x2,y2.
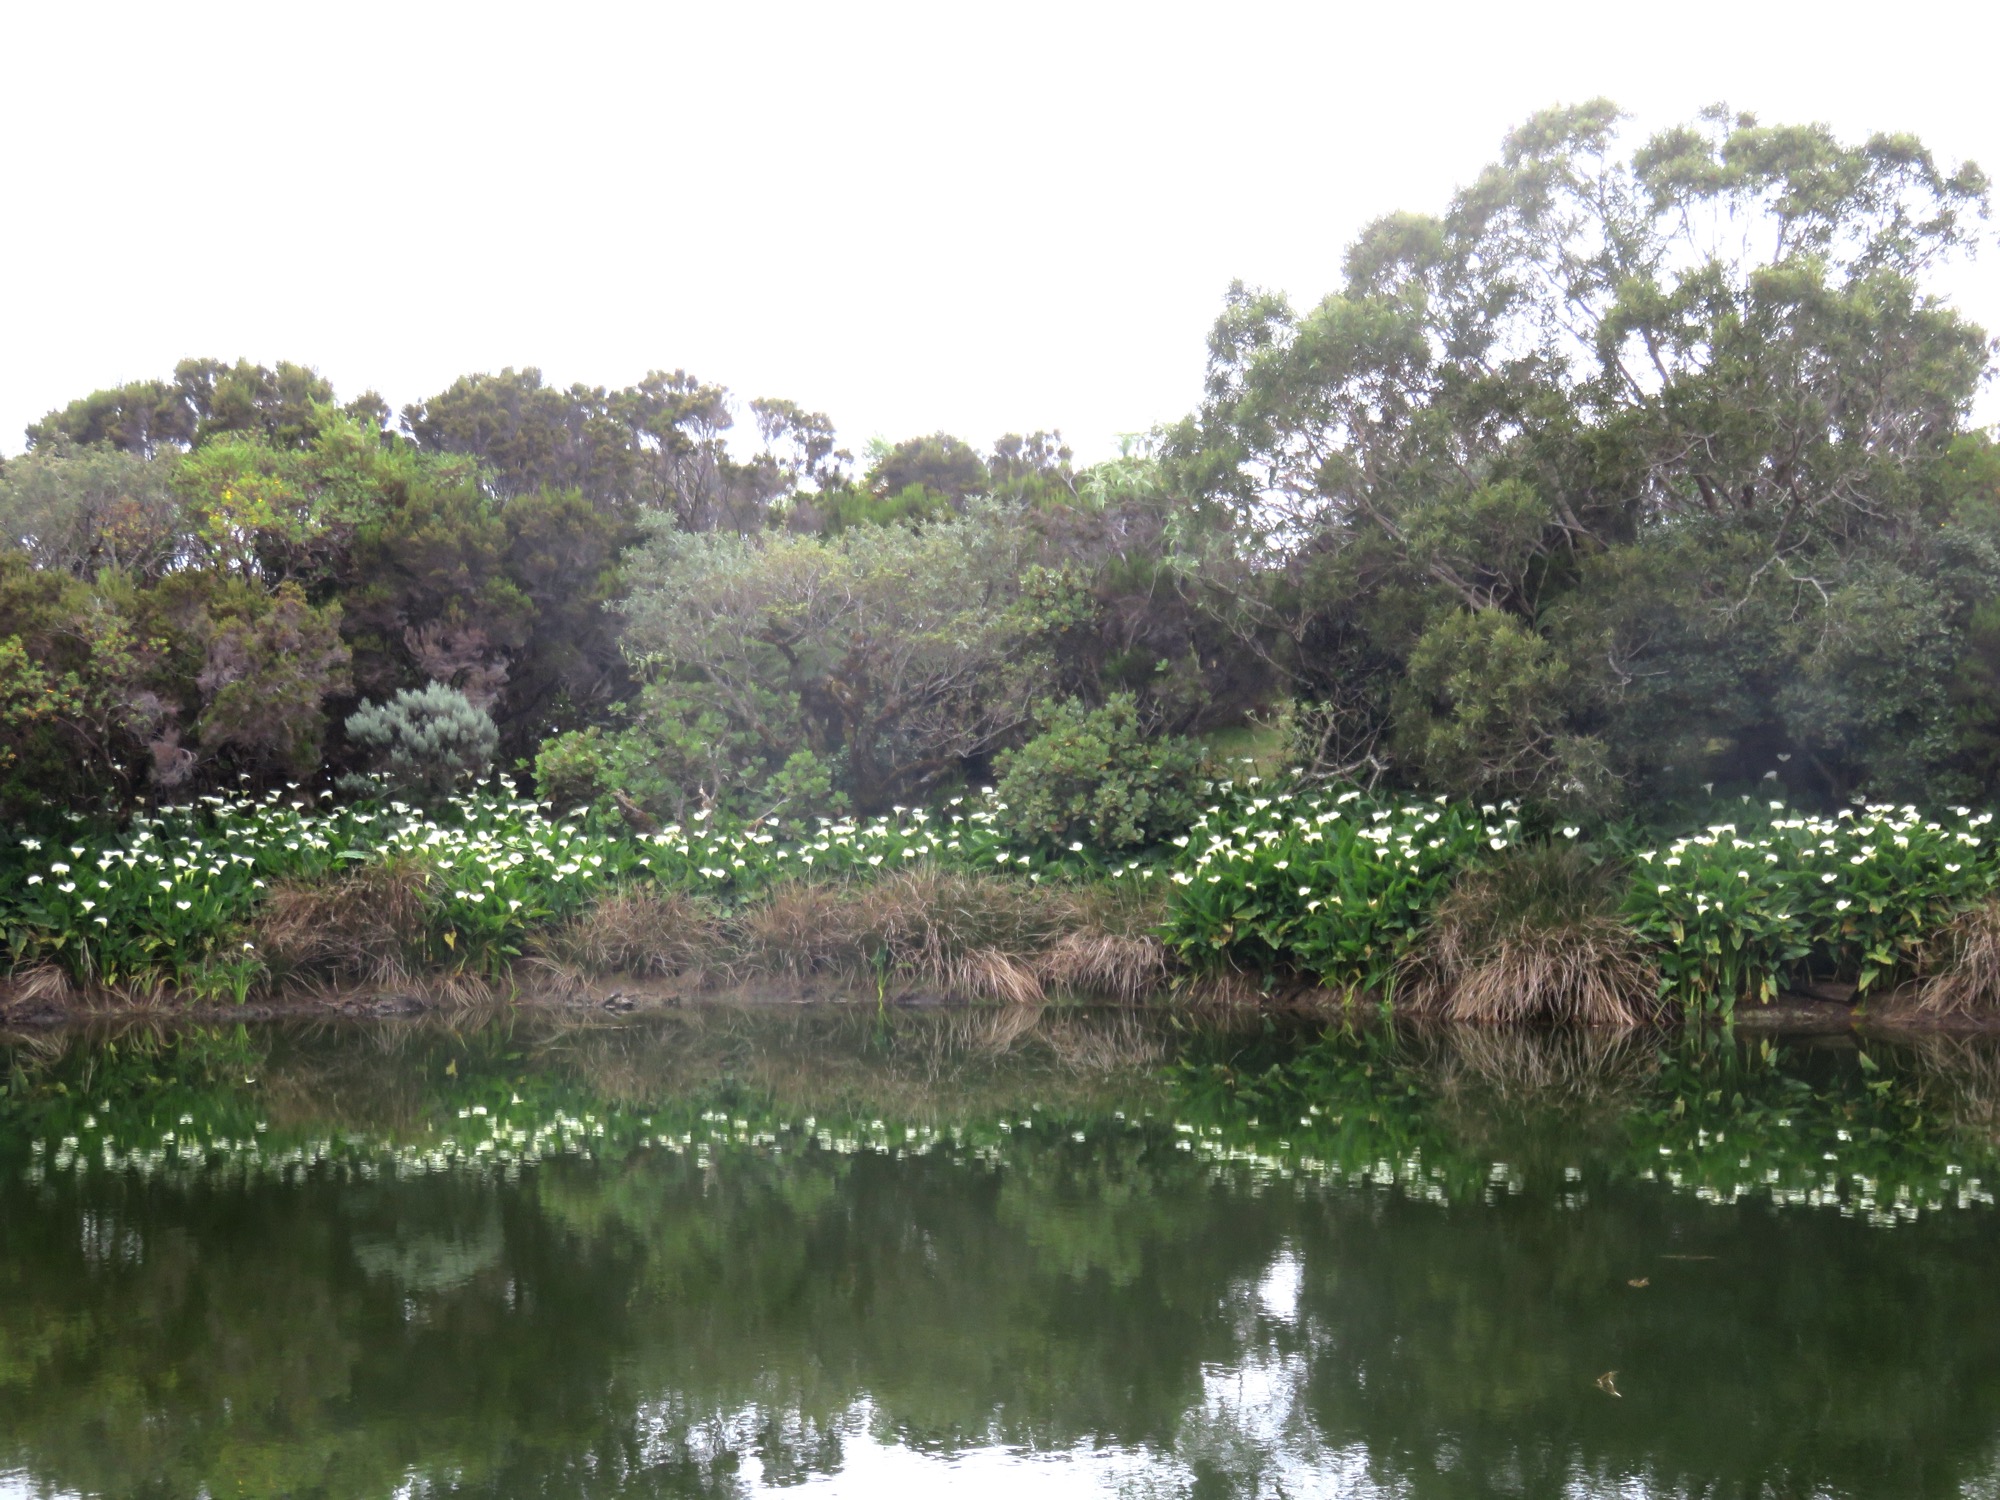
1403,844,1659,1026
528,888,726,985
251,858,432,987
1915,900,2000,1017
3,961,176,1013
732,870,1170,1003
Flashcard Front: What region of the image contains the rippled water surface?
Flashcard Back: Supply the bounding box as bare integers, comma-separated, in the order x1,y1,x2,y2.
3,1008,1998,1498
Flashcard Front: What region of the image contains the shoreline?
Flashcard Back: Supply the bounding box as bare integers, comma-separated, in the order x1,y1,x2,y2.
7,970,1997,1036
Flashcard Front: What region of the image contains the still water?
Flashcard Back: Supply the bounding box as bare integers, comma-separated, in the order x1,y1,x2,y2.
1,1007,1997,1499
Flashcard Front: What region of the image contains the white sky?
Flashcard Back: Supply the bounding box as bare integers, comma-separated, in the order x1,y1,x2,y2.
2,0,1996,463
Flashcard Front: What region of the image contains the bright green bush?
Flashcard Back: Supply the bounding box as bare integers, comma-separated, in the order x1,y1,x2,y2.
992,696,1206,852
533,726,614,812
345,684,497,803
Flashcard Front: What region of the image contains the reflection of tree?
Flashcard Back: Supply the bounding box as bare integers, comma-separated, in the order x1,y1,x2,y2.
1,1015,1999,1497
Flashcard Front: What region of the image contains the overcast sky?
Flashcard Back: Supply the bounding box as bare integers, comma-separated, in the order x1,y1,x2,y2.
2,0,1996,462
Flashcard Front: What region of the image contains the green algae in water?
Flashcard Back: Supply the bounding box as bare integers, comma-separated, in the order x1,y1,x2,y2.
2,1011,1998,1498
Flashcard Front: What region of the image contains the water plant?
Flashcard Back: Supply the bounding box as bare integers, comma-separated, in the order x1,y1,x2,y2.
1622,803,1999,1015
1159,785,1492,993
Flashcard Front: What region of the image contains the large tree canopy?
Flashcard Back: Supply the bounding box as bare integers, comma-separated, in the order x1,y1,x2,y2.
1176,102,1995,810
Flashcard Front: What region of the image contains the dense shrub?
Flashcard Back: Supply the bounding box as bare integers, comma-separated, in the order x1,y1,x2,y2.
992,696,1206,852
345,685,498,803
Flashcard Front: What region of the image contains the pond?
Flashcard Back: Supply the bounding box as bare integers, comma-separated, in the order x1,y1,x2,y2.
1,1007,1997,1499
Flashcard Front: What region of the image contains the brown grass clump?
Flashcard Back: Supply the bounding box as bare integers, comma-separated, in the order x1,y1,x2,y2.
1039,932,1168,1002
732,881,869,980
1403,844,1659,1027
7,962,77,1008
250,858,431,986
1914,901,2000,1017
529,888,727,981
747,869,1063,1003
730,869,1171,1004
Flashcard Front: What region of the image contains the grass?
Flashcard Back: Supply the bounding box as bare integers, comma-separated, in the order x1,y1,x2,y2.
252,857,433,988
527,887,727,984
681,870,1166,1004
1914,900,2000,1018
1403,844,1659,1026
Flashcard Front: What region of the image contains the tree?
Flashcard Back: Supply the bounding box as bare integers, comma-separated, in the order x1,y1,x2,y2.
401,368,833,531
615,508,1035,813
0,442,182,577
1177,103,1994,810
867,432,990,506
27,359,337,454
991,694,1207,851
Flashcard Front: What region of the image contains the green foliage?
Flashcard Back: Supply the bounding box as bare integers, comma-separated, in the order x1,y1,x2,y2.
0,782,1072,987
25,357,339,456
0,442,181,576
865,431,989,504
992,695,1205,852
1178,104,1995,813
1390,609,1611,811
344,685,498,803
533,726,615,811
1623,803,2000,1013
1159,784,1490,990
617,510,1033,814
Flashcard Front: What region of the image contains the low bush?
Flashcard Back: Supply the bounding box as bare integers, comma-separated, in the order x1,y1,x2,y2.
345,684,498,803
992,695,1207,853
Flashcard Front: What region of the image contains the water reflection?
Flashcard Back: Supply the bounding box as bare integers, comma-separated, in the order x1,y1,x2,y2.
1,1010,1997,1498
